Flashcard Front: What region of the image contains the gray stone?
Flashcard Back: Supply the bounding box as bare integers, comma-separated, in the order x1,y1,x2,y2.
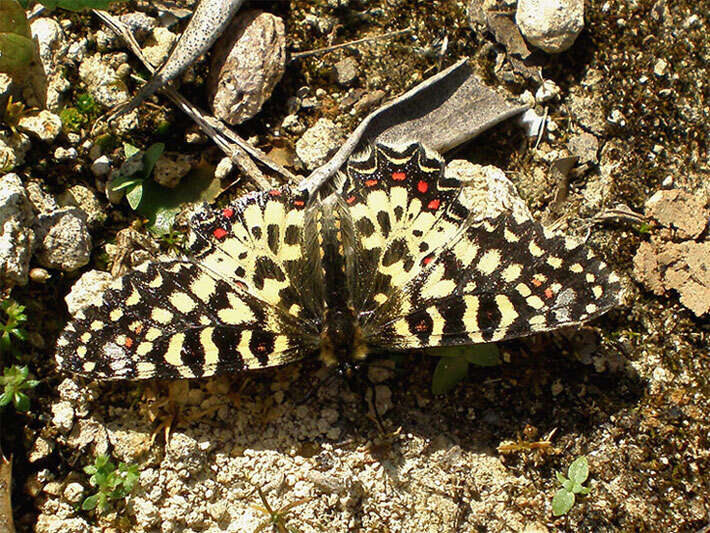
28,436,54,463
0,131,30,171
142,27,178,68
119,11,158,41
214,157,234,180
568,132,599,164
333,57,359,86
25,180,59,214
30,18,70,109
64,269,113,315
516,0,584,53
53,147,78,161
208,10,286,125
90,155,112,177
0,173,36,286
63,482,84,504
78,54,130,108
153,153,192,188
34,208,92,272
295,118,344,170
51,400,75,433
57,184,106,228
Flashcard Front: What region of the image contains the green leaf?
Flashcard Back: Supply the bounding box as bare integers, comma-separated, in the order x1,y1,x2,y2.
425,345,470,358
0,391,11,406
125,182,144,210
568,456,589,484
84,465,97,475
431,355,468,395
123,143,140,159
135,162,222,235
0,0,31,35
0,33,35,74
108,175,142,192
464,343,501,366
141,142,165,178
36,0,124,12
13,391,29,411
562,479,573,492
578,486,591,495
82,493,100,510
555,471,568,486
552,488,575,516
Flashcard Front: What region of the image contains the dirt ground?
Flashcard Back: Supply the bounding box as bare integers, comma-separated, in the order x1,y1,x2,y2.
2,0,708,531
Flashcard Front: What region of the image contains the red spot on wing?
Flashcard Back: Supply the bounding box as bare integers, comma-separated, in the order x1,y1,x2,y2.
133,323,143,335
414,319,428,332
235,281,248,290
531,278,543,287
365,179,378,187
544,287,554,299
293,199,305,207
427,198,441,210
269,189,281,197
124,337,134,349
222,207,234,219
346,195,357,205
422,254,434,266
417,180,429,193
213,228,228,240
392,171,406,181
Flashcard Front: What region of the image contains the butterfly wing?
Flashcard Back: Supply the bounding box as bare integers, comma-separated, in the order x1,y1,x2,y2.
339,142,623,352
56,187,324,380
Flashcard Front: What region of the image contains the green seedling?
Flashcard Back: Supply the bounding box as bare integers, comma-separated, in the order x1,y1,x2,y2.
82,454,139,514
0,299,28,356
252,484,311,533
109,142,165,210
0,365,39,412
427,343,501,395
552,456,591,516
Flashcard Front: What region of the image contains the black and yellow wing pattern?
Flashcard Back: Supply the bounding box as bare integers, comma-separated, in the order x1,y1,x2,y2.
56,142,622,380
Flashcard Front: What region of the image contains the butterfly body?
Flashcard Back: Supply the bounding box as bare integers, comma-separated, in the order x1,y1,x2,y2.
56,142,622,380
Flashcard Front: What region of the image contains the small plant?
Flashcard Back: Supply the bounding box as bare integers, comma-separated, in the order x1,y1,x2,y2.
252,484,310,533
428,343,501,395
552,456,591,516
59,107,86,132
109,142,165,210
0,299,28,356
75,92,98,115
0,365,39,412
158,228,187,255
2,96,35,135
82,454,139,513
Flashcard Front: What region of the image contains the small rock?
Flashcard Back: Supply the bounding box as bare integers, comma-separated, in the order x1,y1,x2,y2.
0,173,36,286
153,153,192,188
214,157,234,180
367,360,395,383
54,147,78,161
353,90,385,115
63,482,85,504
34,208,91,272
25,180,59,214
78,54,130,108
518,108,546,138
51,401,75,433
133,498,161,527
535,80,560,103
568,91,606,135
66,37,88,63
208,10,286,125
281,113,305,134
653,58,668,77
108,425,154,464
333,57,359,86
119,11,158,41
64,270,113,315
29,267,51,283
0,131,31,171
67,418,110,456
633,240,710,317
516,0,584,53
143,27,178,68
295,118,344,170
568,132,599,164
645,189,708,239
58,185,106,228
0,73,15,110
17,110,63,142
30,18,70,109
28,436,54,463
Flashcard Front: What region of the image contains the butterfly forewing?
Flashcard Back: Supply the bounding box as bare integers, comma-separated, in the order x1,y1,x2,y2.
56,188,324,380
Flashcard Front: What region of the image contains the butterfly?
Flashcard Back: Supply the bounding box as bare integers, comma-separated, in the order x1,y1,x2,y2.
55,142,622,380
